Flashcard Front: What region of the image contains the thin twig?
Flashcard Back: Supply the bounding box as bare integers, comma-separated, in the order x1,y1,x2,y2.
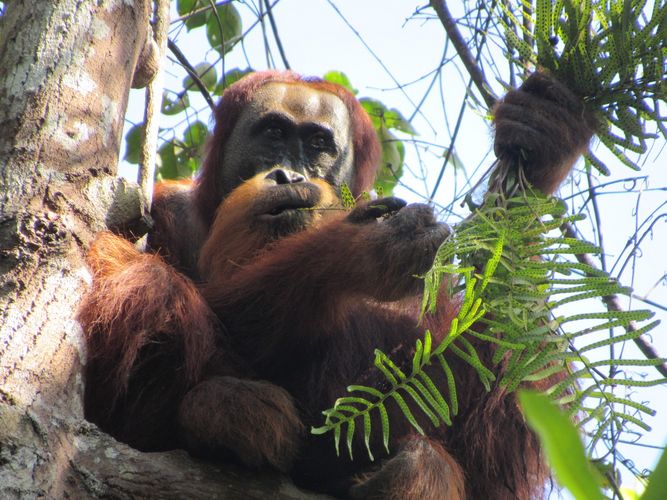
325,0,434,132
167,39,216,111
207,0,226,79
429,1,496,199
562,222,667,378
258,0,274,68
430,81,470,200
633,292,667,313
429,0,497,109
263,0,290,69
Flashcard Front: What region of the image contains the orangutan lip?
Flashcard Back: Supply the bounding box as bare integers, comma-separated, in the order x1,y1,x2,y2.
266,203,310,216
257,184,320,218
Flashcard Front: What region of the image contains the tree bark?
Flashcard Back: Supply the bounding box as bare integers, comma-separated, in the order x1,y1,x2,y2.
0,2,325,497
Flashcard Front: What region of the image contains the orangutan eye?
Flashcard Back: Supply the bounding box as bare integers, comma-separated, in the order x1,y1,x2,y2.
309,132,331,150
264,126,284,140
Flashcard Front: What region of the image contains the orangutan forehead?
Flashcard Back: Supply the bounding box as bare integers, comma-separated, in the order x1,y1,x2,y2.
243,82,352,132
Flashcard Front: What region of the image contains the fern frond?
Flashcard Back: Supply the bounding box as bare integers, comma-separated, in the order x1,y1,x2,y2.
312,188,663,463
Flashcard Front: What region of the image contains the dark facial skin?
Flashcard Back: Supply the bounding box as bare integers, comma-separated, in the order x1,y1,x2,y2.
220,82,355,197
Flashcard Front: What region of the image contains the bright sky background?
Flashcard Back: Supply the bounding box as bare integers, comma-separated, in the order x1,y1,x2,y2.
121,1,667,494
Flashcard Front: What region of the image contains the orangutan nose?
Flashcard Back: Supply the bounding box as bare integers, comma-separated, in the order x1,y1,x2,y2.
265,168,306,185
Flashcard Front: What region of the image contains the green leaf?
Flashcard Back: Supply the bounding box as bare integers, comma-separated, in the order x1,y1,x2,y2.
346,419,355,460
161,91,190,116
518,390,604,500
214,67,252,96
177,0,196,15
360,97,416,134
340,183,356,208
183,62,218,92
157,141,178,180
363,412,373,461
403,384,439,427
182,121,209,148
412,339,424,375
360,98,389,129
157,141,198,180
375,127,403,195
348,385,384,398
178,0,208,31
641,445,667,500
376,350,407,382
438,356,458,416
441,147,466,172
390,392,424,435
416,371,451,425
123,124,144,164
383,108,416,135
206,4,242,55
379,403,390,454
334,424,341,457
323,70,357,94
310,425,331,435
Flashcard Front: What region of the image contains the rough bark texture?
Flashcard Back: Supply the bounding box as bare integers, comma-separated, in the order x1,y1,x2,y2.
0,1,326,497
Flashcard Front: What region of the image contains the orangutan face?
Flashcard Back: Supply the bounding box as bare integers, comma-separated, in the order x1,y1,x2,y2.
219,82,354,197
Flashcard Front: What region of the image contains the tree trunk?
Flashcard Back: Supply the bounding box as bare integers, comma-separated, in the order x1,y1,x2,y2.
0,2,324,497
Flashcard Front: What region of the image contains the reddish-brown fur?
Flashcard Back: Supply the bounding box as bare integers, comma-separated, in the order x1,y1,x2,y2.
79,234,222,450
79,173,541,498
493,71,598,194
78,70,598,499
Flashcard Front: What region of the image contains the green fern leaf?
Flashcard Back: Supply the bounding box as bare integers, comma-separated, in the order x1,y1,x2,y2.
579,319,659,353
334,424,341,457
346,419,355,460
348,385,385,398
363,412,373,461
417,371,452,425
403,384,439,427
438,355,459,416
340,183,356,209
390,392,424,435
379,403,390,454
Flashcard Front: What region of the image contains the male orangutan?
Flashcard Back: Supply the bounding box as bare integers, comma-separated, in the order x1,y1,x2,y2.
78,70,598,499
147,70,380,279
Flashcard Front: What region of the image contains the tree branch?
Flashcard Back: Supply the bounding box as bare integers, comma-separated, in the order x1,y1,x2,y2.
140,0,170,213
167,38,216,111
263,0,291,69
429,0,497,109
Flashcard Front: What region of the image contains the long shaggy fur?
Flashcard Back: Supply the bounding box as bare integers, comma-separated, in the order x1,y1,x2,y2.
493,70,599,194
78,234,219,450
